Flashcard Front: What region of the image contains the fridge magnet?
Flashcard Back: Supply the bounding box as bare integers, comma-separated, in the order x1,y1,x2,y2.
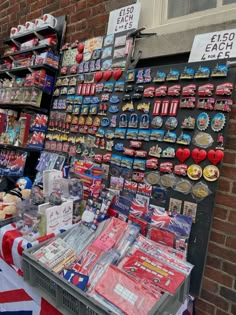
126,69,136,82
122,101,134,112
192,148,207,164
161,100,170,116
110,115,117,128
123,147,135,156
180,67,195,80
152,186,168,204
95,83,104,93
160,174,176,188
121,157,133,169
192,131,213,148
92,49,102,60
174,164,188,176
93,116,101,126
207,149,224,165
216,133,224,150
110,176,124,190
104,34,114,46
128,113,138,128
103,82,114,93
198,83,214,96
130,140,142,148
149,144,162,158
215,82,233,96
125,85,133,92
114,81,124,92
102,47,113,59
153,70,166,82
151,116,163,129
194,66,210,78
146,158,158,169
182,84,196,96
161,146,175,158
114,143,124,151
114,128,126,139
139,114,150,129
183,201,197,223
132,93,142,100
126,128,138,139
102,59,112,70
187,164,202,181
111,154,122,166
122,94,131,101
176,148,190,163
197,98,214,110
165,117,178,130
113,69,123,81
137,102,150,113
197,112,209,131
214,99,232,112
136,69,144,83
108,105,119,113
163,131,177,143
143,86,155,97
211,64,228,77
155,85,167,97
113,47,126,59
138,129,150,141
168,84,181,96
132,171,145,183
191,181,211,201
119,114,128,128
203,165,220,182
152,100,162,116
169,99,179,116
169,198,182,214
133,158,146,171
114,34,127,47
166,69,180,81
181,116,195,129
144,68,152,83
180,97,195,109
211,113,226,132
174,179,192,194
101,117,110,127
160,162,173,173
150,129,164,141
145,171,160,185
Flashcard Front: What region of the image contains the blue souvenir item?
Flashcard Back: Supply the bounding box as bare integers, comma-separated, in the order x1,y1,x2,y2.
136,69,144,83
126,70,136,82
72,105,80,115
166,69,180,81
114,128,126,139
83,97,91,104
108,105,119,113
126,128,138,140
133,158,146,171
102,59,112,70
110,115,117,127
121,157,133,169
138,129,150,141
151,116,163,129
62,269,89,290
104,82,114,93
84,61,89,72
152,186,167,204
119,114,128,128
153,71,166,82
91,97,100,104
101,117,110,127
89,104,98,115
96,83,104,93
96,127,105,137
194,66,211,79
211,113,225,132
81,105,89,115
105,129,114,139
211,64,228,77
95,59,101,71
180,67,195,79
176,132,191,145
197,112,209,131
78,62,84,73
115,143,124,151
114,81,125,92
139,114,150,129
144,68,152,83
16,177,32,189
92,49,102,59
110,95,120,104
128,113,138,128
164,131,177,143
89,60,95,72
150,129,164,141
165,117,178,130
111,154,122,166
74,96,83,105
161,146,175,158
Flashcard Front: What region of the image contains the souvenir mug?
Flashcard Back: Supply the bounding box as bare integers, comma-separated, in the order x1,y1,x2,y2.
43,14,57,28
10,27,18,37
34,18,44,29
25,21,35,31
17,24,26,34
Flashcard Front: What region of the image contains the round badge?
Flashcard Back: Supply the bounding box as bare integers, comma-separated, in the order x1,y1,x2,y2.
211,113,225,132
197,112,209,131
101,117,110,127
151,116,163,128
145,172,160,185
187,164,202,180
203,165,220,181
165,117,178,130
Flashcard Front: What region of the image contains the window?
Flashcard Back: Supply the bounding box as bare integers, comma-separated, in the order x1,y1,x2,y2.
223,0,236,4
168,0,217,19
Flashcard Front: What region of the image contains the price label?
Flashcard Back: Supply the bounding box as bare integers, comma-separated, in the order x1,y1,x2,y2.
189,29,236,62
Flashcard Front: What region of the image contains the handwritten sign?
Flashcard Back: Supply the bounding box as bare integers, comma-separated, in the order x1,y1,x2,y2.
189,29,236,62
107,3,141,35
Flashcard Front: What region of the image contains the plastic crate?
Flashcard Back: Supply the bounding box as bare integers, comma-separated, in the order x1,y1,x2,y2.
23,237,190,315
0,216,15,228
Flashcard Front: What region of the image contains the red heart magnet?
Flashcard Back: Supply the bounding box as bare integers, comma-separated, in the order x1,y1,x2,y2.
77,42,84,53
192,148,207,164
176,148,191,163
113,69,122,81
94,71,103,83
75,53,83,64
103,70,113,81
207,150,224,165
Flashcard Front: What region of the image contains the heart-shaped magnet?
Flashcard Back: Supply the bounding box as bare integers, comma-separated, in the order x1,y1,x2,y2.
207,149,224,165
176,148,191,163
75,53,83,64
103,70,113,81
94,71,103,83
192,148,207,164
77,42,84,53
113,69,122,81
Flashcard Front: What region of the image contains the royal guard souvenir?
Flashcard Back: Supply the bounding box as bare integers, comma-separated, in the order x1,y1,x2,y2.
168,84,181,96
214,99,232,112
180,67,195,79
198,83,214,96
153,70,166,82
162,147,175,158
192,148,207,164
211,113,226,132
119,114,128,128
122,101,134,112
139,114,150,129
165,117,178,130
203,165,220,181
181,116,195,129
151,116,163,129
149,144,162,158
207,149,224,165
161,100,170,116
146,158,158,169
197,98,215,110
215,82,233,96
143,86,155,97
128,113,138,128
174,164,188,176
155,85,167,97
164,131,177,143
136,69,144,83
194,66,210,79
182,84,196,96
152,100,162,116
144,68,152,83
176,132,191,145
187,164,202,180
160,162,173,173
169,99,179,116
150,130,164,141
211,64,228,77
166,69,180,81
137,102,150,113
197,112,209,131
180,97,195,109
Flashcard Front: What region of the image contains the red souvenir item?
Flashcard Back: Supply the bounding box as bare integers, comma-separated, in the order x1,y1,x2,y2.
152,100,161,116
168,84,181,96
176,148,190,163
103,70,113,81
182,84,196,96
160,162,173,173
148,227,175,247
75,53,83,64
198,83,214,96
169,99,179,116
174,164,188,176
90,83,96,95
155,85,167,97
207,149,224,165
113,69,123,81
94,265,158,315
192,148,207,164
128,214,148,236
143,86,155,97
124,148,135,156
161,100,170,116
77,42,84,53
215,82,233,96
120,249,186,294
94,71,103,83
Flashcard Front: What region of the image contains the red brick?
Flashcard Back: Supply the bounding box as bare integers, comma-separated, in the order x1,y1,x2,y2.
93,25,106,36
228,119,236,133
216,309,230,315
195,308,210,315
61,0,70,7
206,255,222,269
92,3,106,16
196,299,215,313
215,193,236,209
214,207,228,220
204,266,233,288
210,230,226,245
201,289,229,311
222,261,236,277
208,242,236,263
87,0,104,6
217,178,231,192
202,277,219,293
220,165,236,180
231,304,236,314
226,236,236,250
229,210,236,223
225,137,236,150
43,2,59,14
27,9,42,21
212,218,236,236
223,151,236,164
70,9,91,24
76,0,87,10
75,20,87,31
88,13,108,27
232,182,236,194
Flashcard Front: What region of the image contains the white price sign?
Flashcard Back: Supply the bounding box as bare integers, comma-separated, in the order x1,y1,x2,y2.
189,29,236,62
107,3,141,35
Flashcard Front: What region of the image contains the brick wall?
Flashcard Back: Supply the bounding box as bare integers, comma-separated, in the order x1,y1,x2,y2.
0,1,235,314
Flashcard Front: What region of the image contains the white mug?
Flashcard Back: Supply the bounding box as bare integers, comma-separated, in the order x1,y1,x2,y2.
25,21,35,31
17,24,26,34
34,18,45,29
43,14,57,28
10,27,18,37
